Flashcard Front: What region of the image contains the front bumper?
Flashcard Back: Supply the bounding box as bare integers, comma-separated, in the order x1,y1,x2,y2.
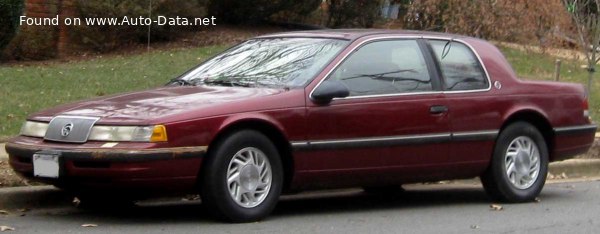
6,141,207,192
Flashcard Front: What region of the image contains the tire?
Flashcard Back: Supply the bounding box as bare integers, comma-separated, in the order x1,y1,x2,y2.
481,122,549,202
200,130,283,222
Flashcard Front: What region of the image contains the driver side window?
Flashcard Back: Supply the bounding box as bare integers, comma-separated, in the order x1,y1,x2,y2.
329,40,432,97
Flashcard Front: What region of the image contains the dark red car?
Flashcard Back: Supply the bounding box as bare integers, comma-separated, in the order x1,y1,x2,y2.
6,30,596,222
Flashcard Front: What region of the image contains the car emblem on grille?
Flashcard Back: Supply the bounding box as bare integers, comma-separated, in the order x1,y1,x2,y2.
61,123,74,137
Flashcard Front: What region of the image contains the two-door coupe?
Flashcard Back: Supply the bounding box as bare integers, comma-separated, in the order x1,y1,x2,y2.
6,30,596,222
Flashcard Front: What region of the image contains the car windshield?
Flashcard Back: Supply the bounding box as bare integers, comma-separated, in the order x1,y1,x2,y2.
174,38,349,88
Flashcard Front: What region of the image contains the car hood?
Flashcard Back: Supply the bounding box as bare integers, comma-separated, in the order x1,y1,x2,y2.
30,86,289,124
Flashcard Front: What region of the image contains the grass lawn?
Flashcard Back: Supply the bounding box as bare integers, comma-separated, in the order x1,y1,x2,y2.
501,46,600,124
0,45,229,139
0,45,598,139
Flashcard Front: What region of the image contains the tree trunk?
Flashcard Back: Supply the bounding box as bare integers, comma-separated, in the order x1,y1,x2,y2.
588,67,594,100
58,0,76,57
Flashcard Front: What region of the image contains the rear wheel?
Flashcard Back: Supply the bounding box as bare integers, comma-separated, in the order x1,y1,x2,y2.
481,122,549,202
201,130,283,222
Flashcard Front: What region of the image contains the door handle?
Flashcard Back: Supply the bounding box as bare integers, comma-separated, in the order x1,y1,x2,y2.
429,105,448,114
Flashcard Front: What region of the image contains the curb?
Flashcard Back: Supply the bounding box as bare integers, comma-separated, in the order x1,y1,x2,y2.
0,186,71,210
548,159,600,179
0,143,7,159
0,159,600,211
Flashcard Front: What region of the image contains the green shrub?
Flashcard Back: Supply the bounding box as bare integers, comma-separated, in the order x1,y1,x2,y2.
207,0,321,24
72,0,204,52
4,26,58,60
208,0,280,24
2,0,58,60
276,0,322,23
327,0,382,28
0,0,24,54
403,0,571,47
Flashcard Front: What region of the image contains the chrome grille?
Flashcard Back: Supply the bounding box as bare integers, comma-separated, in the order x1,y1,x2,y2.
44,116,100,143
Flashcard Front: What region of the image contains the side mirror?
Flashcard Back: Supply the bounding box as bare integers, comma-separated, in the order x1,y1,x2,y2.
311,80,350,103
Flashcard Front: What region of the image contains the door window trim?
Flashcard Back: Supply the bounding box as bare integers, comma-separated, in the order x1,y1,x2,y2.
308,36,492,101
426,39,491,92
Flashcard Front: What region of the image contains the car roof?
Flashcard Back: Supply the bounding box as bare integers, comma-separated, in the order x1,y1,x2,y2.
256,29,472,41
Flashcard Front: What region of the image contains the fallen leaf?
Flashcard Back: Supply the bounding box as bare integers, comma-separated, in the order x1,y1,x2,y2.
81,224,98,227
0,210,8,215
72,197,81,206
182,194,201,201
490,204,503,211
0,226,15,232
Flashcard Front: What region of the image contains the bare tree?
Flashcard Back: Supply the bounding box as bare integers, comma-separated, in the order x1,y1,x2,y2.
563,0,600,98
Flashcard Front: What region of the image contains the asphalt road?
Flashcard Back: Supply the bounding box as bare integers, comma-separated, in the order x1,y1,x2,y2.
1,180,599,234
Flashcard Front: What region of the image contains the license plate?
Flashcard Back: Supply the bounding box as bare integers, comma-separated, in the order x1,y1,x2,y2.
33,153,60,178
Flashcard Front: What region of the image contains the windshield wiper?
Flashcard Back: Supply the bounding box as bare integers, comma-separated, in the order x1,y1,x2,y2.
166,78,194,86
204,77,252,87
254,77,290,89
204,74,292,89
174,74,291,89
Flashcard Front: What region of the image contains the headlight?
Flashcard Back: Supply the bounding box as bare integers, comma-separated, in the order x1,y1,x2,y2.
20,120,168,142
20,121,49,137
88,125,168,142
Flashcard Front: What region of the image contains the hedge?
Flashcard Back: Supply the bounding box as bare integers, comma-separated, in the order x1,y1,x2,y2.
0,0,24,54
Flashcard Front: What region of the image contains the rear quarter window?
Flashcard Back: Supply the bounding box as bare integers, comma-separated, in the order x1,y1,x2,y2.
429,40,489,91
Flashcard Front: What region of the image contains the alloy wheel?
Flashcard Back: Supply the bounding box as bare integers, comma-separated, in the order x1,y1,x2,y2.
226,147,272,208
504,136,541,189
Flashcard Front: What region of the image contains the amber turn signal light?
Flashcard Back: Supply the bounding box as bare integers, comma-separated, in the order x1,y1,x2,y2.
150,125,168,142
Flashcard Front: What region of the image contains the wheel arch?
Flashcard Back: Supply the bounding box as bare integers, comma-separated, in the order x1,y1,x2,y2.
500,109,555,160
202,116,295,191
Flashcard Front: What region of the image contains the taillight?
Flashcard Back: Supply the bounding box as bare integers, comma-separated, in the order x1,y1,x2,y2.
583,96,590,119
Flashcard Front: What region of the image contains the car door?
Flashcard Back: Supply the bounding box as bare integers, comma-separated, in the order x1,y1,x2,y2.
426,39,499,177
296,38,452,187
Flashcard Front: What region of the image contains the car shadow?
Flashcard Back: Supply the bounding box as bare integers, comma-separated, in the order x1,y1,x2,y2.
30,183,569,224
273,185,491,217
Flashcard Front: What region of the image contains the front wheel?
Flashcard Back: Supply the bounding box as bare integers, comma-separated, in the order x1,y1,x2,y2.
481,122,549,202
200,130,283,222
